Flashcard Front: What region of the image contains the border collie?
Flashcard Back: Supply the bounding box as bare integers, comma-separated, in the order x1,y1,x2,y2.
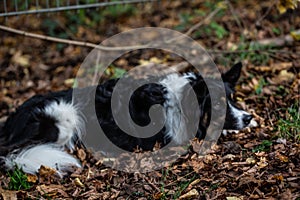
0,62,255,175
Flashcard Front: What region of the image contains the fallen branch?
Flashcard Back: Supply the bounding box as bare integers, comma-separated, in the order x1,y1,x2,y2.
207,49,290,54
253,32,297,47
0,25,148,51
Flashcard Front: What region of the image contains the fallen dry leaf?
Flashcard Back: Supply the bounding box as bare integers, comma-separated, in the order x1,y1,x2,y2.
64,78,75,87
77,148,87,162
277,0,300,14
272,174,284,182
277,154,289,162
27,174,38,183
153,192,163,200
0,187,17,200
38,165,57,177
11,51,30,67
189,178,201,186
36,184,69,197
290,30,300,41
179,189,199,199
257,157,268,169
246,157,256,164
272,70,295,84
226,197,243,200
74,177,85,188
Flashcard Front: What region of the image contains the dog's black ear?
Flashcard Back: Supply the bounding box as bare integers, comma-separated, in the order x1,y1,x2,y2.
222,62,242,85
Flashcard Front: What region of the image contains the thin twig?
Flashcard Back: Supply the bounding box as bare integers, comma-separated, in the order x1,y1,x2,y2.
0,25,149,51
144,176,161,192
185,5,224,36
207,48,291,54
225,0,244,32
165,171,196,187
166,2,224,43
265,108,274,127
255,0,278,26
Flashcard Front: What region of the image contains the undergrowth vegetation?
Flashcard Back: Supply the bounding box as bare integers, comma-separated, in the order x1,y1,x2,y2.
276,102,300,142
7,166,31,191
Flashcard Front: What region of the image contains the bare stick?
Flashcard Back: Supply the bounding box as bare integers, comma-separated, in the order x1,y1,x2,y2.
166,3,224,43
0,25,148,51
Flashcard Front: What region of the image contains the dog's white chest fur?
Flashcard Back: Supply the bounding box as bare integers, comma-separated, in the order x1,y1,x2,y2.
159,74,190,144
43,101,84,149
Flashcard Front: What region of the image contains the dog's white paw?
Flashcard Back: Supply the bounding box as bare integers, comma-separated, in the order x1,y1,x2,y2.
222,129,239,136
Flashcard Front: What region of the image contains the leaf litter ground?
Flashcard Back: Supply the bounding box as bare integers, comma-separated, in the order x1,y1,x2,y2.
0,0,299,199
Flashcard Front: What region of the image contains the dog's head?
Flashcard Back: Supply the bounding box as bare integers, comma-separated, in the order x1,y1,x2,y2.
222,63,253,131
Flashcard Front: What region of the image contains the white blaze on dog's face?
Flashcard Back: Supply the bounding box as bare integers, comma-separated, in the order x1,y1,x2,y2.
222,63,256,132
227,101,253,129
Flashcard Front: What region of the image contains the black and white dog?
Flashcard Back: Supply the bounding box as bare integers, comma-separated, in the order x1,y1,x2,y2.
0,63,255,175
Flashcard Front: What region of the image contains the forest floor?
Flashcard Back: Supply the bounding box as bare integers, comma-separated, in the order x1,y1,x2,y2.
0,0,299,199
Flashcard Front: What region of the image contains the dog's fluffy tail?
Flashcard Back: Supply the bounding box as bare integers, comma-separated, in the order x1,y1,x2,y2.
3,144,81,176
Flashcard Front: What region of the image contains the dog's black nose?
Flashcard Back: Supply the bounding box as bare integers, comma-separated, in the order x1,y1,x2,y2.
243,114,253,126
